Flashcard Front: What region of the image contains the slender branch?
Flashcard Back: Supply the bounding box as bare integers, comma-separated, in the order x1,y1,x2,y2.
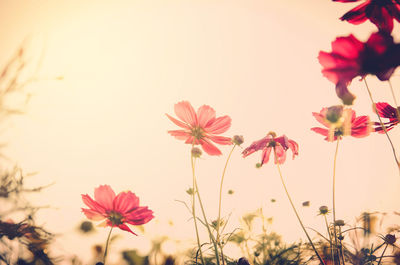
103,226,114,265
274,150,326,265
332,139,341,265
388,80,400,119
191,154,206,265
324,215,335,265
364,79,400,169
377,244,388,265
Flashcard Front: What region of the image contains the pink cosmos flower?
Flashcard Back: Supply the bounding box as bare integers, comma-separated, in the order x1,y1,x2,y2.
373,102,400,133
166,101,232,156
334,0,400,32
242,132,299,166
81,185,154,235
311,106,371,141
318,31,400,105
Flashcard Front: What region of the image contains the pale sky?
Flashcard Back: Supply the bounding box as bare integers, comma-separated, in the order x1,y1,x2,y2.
0,1,399,264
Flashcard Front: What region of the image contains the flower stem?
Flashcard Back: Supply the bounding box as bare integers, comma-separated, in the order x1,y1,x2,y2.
332,139,340,265
364,79,400,170
103,226,114,265
216,144,236,265
323,215,335,265
191,154,206,265
377,244,388,265
274,150,326,265
193,173,221,265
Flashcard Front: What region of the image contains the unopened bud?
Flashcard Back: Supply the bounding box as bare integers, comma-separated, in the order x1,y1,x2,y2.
319,206,329,215
186,188,194,195
256,163,262,168
335,219,345,226
302,201,310,207
191,147,202,158
385,234,396,245
232,135,244,145
228,190,234,195
326,105,344,123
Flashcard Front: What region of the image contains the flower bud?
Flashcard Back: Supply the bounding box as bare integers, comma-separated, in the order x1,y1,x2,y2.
256,163,262,168
385,234,396,245
326,105,344,123
228,190,234,195
302,201,310,207
319,206,329,215
191,147,202,158
232,135,244,145
186,188,194,195
335,219,345,226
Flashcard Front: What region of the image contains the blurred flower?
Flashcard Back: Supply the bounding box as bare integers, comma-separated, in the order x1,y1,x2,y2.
334,0,400,32
373,102,399,133
166,101,232,156
335,219,345,226
302,201,310,207
228,189,234,195
318,31,400,105
311,106,371,141
79,220,95,234
242,132,298,166
81,185,154,235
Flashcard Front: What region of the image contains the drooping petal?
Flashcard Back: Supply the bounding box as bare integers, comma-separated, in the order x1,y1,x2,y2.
208,135,232,145
274,135,289,150
94,185,116,211
200,139,222,156
261,147,272,165
351,115,371,137
113,191,140,214
311,127,330,137
242,136,271,157
81,208,106,221
197,105,216,128
274,145,287,164
117,224,137,235
168,130,191,141
81,194,106,214
205,116,232,134
174,101,198,127
166,114,191,129
287,139,299,159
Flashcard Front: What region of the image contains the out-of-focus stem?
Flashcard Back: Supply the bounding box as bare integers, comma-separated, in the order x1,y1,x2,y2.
332,139,340,265
103,226,114,265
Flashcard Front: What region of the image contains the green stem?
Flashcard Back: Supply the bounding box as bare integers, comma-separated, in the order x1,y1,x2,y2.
191,154,206,265
274,150,326,265
323,215,335,265
192,157,221,265
377,244,388,265
364,79,400,170
216,144,236,265
103,226,114,265
332,139,341,265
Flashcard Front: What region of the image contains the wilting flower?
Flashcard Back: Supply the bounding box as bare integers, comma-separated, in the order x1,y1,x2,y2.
373,102,399,133
318,31,400,105
166,101,232,156
311,106,371,141
334,0,400,32
81,185,154,235
242,132,299,166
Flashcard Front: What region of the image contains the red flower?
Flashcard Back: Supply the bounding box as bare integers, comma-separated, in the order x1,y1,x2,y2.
167,101,232,156
311,106,371,141
373,102,400,132
318,31,399,105
242,132,299,166
334,0,400,32
81,185,154,235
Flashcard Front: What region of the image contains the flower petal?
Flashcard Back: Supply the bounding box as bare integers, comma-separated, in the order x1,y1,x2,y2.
174,101,197,126
205,116,232,134
274,145,287,164
113,191,140,214
200,139,222,156
197,105,216,128
261,147,272,165
168,130,191,141
94,185,116,211
117,223,137,235
287,139,299,159
166,114,191,129
208,135,232,145
126,207,154,225
81,208,106,221
81,194,106,214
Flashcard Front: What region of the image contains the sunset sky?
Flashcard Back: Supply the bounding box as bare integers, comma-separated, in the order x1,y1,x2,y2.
0,0,399,264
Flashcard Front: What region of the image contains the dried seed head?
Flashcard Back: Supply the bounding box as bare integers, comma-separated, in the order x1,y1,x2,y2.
385,234,396,245
232,135,244,145
191,147,202,158
335,219,345,226
319,206,329,215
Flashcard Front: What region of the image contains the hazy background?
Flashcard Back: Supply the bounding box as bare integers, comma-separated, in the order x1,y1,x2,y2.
0,0,399,263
